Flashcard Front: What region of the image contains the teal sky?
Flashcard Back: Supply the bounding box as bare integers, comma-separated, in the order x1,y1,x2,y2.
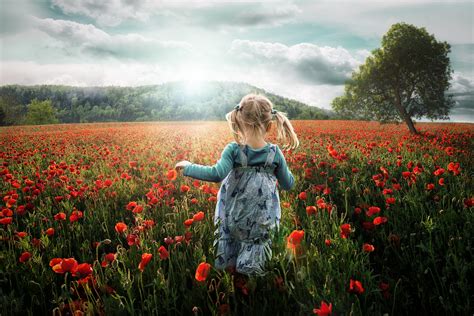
0,0,472,121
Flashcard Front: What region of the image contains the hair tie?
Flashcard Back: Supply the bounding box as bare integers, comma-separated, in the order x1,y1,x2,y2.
271,109,277,115
234,104,240,111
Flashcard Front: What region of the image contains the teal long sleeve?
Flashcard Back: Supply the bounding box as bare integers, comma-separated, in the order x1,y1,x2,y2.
274,145,295,190
183,143,235,182
183,142,295,191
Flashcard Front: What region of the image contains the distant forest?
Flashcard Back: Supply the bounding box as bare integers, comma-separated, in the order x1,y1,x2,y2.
0,81,335,125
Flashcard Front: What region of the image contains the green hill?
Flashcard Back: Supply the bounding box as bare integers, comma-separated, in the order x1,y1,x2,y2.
0,81,334,125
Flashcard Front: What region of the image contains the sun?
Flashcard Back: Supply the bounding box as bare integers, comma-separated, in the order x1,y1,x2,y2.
183,66,208,94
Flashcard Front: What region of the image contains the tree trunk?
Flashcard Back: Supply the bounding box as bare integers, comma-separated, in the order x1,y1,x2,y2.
403,113,417,134
394,90,417,134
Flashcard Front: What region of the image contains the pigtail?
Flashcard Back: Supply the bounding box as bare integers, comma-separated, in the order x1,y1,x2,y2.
225,109,245,145
274,111,299,150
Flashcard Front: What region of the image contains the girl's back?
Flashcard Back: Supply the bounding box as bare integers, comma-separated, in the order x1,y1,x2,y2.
214,142,281,275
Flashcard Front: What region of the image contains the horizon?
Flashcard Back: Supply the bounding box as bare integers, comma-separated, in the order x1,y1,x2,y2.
0,0,472,122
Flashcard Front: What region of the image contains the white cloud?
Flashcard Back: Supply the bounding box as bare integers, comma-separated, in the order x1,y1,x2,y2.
0,61,167,86
229,39,366,85
32,17,193,60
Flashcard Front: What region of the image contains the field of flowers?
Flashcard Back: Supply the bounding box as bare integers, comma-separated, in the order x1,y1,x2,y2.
1,120,473,315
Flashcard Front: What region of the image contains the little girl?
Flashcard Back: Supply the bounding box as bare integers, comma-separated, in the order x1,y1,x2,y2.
175,93,299,276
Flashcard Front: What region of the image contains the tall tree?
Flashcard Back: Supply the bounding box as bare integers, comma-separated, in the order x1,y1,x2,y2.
24,99,59,125
332,22,454,133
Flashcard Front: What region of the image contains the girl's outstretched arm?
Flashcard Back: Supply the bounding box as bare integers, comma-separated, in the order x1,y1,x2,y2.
275,145,295,191
176,143,235,182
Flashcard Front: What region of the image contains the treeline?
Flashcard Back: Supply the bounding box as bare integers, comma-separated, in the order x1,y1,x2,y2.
0,82,334,125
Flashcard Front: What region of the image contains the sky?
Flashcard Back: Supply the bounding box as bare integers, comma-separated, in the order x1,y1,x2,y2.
0,0,473,122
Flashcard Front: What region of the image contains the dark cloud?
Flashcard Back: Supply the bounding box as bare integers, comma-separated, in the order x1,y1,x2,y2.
450,73,474,110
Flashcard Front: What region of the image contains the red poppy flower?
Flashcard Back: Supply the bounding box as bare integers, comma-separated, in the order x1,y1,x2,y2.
184,218,194,227
433,168,445,176
192,211,205,222
166,169,177,181
132,205,144,214
306,206,317,216
180,185,190,193
127,234,140,246
115,222,127,234
138,253,153,272
16,231,28,238
19,251,32,263
392,183,401,191
298,192,307,200
340,223,351,239
366,206,380,217
286,230,304,255
45,227,55,236
195,262,211,282
54,212,66,221
61,258,78,273
143,219,155,228
73,263,92,278
126,201,137,211
208,196,217,203
49,258,62,267
444,146,454,156
158,245,169,260
464,197,474,208
348,279,365,294
0,217,13,225
363,243,375,252
164,236,174,245
316,198,326,209
373,216,388,225
447,162,460,175
69,210,83,222
101,253,116,267
313,300,332,315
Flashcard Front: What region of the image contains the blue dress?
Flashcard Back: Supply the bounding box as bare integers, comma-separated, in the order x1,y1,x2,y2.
213,144,281,276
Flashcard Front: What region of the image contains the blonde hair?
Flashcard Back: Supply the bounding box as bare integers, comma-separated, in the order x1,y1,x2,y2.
225,93,299,150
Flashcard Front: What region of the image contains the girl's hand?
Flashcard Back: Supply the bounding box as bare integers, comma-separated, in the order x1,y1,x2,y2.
175,160,192,171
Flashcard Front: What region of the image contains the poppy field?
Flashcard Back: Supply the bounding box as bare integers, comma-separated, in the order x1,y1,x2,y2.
1,120,473,315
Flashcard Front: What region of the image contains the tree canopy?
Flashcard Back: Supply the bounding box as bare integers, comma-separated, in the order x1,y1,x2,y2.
0,81,334,125
332,22,454,133
24,99,59,125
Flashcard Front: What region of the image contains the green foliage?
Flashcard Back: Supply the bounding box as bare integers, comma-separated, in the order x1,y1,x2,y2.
0,82,334,125
331,22,455,133
0,89,25,125
23,99,59,125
